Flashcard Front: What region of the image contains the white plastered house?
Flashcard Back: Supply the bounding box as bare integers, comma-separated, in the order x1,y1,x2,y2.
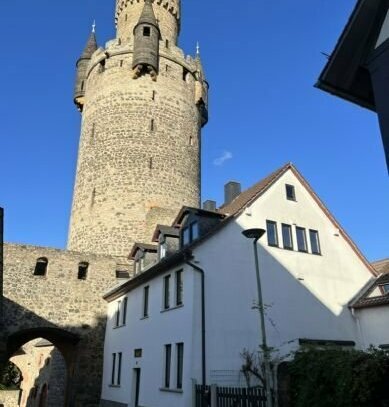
99,163,378,407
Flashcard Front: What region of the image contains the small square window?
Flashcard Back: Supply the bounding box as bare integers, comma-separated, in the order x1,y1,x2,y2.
286,184,296,201
143,26,151,37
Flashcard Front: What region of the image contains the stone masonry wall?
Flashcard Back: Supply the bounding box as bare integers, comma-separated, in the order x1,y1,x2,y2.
0,390,20,407
67,35,203,257
3,243,124,406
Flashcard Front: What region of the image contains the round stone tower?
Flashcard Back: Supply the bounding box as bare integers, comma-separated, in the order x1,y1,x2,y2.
68,0,208,257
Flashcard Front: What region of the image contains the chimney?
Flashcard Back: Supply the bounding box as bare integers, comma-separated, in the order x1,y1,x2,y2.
203,200,217,212
224,181,241,205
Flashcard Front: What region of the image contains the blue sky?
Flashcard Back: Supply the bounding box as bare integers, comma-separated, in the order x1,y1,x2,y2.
0,1,387,261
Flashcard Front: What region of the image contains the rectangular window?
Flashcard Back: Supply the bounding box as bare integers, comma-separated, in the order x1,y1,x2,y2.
163,275,171,309
122,298,128,325
111,353,116,385
286,184,296,201
296,227,308,252
282,224,293,250
117,352,122,386
176,270,183,306
115,301,121,327
176,343,184,389
191,222,199,241
309,230,321,255
266,220,278,247
164,344,172,388
143,26,151,37
160,240,167,259
143,286,149,318
182,227,190,246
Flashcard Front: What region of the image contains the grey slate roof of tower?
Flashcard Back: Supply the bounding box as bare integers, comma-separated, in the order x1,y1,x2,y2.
136,0,159,30
80,32,98,60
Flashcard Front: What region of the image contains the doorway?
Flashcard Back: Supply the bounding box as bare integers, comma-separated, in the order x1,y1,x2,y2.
133,368,141,407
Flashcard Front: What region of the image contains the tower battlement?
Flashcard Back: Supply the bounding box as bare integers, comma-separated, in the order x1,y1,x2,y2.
116,0,180,21
115,0,181,44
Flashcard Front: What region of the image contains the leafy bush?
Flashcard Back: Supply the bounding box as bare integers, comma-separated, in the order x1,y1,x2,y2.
0,362,22,390
289,347,389,407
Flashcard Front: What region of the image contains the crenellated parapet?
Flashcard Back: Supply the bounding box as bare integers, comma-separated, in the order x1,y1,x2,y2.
115,0,180,44
115,0,180,22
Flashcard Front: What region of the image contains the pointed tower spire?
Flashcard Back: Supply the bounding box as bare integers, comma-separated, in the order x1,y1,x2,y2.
136,0,159,29
74,28,98,111
81,29,98,60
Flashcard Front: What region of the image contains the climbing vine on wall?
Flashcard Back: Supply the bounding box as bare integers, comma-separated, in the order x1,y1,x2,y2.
289,347,389,407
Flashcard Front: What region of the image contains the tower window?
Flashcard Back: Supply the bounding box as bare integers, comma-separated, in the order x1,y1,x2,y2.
143,27,151,37
78,262,89,280
152,90,156,101
150,119,155,131
98,60,106,73
81,81,85,91
183,68,189,81
125,14,128,22
119,60,123,67
165,39,169,48
189,135,194,146
34,257,48,276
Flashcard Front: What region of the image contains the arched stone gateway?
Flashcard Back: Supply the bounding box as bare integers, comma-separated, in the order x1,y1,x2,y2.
5,328,79,407
2,244,123,406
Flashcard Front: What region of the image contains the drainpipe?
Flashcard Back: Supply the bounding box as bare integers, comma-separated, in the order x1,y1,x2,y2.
184,251,206,387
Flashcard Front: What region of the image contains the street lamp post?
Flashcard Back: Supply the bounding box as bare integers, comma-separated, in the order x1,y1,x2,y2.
242,228,273,407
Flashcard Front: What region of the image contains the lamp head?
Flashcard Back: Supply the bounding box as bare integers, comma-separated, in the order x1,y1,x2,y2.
242,228,266,240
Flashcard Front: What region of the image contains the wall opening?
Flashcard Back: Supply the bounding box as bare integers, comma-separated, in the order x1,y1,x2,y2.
143,27,151,37
34,258,48,277
77,262,89,280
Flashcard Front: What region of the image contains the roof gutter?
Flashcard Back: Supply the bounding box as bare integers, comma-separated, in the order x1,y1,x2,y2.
184,251,206,387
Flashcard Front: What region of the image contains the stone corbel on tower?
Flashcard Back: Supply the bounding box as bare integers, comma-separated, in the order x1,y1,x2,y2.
132,0,161,81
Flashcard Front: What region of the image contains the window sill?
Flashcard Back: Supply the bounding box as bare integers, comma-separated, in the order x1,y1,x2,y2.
109,384,121,388
159,388,183,394
113,324,126,330
140,316,149,321
268,244,322,256
161,304,184,313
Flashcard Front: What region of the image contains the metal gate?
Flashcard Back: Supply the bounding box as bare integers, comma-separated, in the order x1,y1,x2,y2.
195,385,266,407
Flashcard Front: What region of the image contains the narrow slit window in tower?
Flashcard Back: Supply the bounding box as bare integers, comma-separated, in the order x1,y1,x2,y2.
125,14,128,22
152,90,156,101
149,157,153,170
143,27,151,37
78,262,89,280
81,81,85,91
120,60,123,67
99,60,106,73
150,119,155,131
183,68,189,81
34,258,48,276
166,65,170,73
189,135,194,146
166,39,169,48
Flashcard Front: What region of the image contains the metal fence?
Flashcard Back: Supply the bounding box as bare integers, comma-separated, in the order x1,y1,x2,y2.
195,384,266,407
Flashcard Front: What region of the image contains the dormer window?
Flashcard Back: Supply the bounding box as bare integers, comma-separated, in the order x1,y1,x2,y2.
160,239,167,259
286,184,296,201
381,284,389,294
182,221,199,247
